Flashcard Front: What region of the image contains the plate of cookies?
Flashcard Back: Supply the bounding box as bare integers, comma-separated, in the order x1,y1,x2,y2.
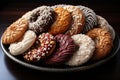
1,4,120,72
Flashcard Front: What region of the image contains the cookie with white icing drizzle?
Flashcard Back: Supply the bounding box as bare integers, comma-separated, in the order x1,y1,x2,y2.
77,5,98,33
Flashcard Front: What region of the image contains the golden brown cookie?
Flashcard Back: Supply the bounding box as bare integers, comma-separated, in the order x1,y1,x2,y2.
86,28,113,60
63,5,85,36
2,18,28,44
48,7,71,35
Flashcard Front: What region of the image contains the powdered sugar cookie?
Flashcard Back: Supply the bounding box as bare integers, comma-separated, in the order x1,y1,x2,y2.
9,30,37,56
66,34,95,66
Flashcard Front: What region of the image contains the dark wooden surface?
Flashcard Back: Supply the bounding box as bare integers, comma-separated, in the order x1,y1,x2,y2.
0,0,120,80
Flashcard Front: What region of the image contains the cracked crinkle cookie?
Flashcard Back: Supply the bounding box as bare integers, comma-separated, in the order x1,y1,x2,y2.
23,33,56,62
97,15,115,40
66,34,95,66
29,6,55,34
9,30,37,56
87,28,113,60
77,5,98,33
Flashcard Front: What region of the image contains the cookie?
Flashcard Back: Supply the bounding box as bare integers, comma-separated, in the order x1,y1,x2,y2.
87,28,113,60
63,5,85,36
9,30,37,55
29,6,55,35
48,7,72,35
77,5,97,33
97,15,115,40
66,34,95,66
45,34,76,65
2,18,28,44
23,33,56,62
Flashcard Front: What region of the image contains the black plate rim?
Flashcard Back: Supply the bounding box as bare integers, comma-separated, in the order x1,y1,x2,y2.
1,33,120,72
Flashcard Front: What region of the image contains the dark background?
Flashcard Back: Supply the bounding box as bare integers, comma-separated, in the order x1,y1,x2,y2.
0,0,120,80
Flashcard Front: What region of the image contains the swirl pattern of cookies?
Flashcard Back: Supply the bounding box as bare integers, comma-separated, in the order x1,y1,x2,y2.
2,4,115,66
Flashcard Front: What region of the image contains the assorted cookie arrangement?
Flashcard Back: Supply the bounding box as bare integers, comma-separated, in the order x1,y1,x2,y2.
2,4,115,67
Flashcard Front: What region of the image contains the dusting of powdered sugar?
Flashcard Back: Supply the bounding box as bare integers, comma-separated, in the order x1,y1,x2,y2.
66,34,95,66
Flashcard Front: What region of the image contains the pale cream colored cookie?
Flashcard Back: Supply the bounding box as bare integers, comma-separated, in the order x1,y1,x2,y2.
66,34,95,66
9,30,37,56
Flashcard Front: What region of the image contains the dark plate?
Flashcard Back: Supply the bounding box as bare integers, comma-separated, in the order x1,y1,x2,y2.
1,33,120,72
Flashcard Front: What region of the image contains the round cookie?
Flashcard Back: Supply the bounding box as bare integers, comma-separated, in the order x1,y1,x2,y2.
2,18,28,44
48,7,72,35
29,6,55,34
66,34,95,66
87,28,113,60
23,33,56,62
63,5,85,36
77,5,97,33
97,15,115,40
9,30,37,56
45,34,76,65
